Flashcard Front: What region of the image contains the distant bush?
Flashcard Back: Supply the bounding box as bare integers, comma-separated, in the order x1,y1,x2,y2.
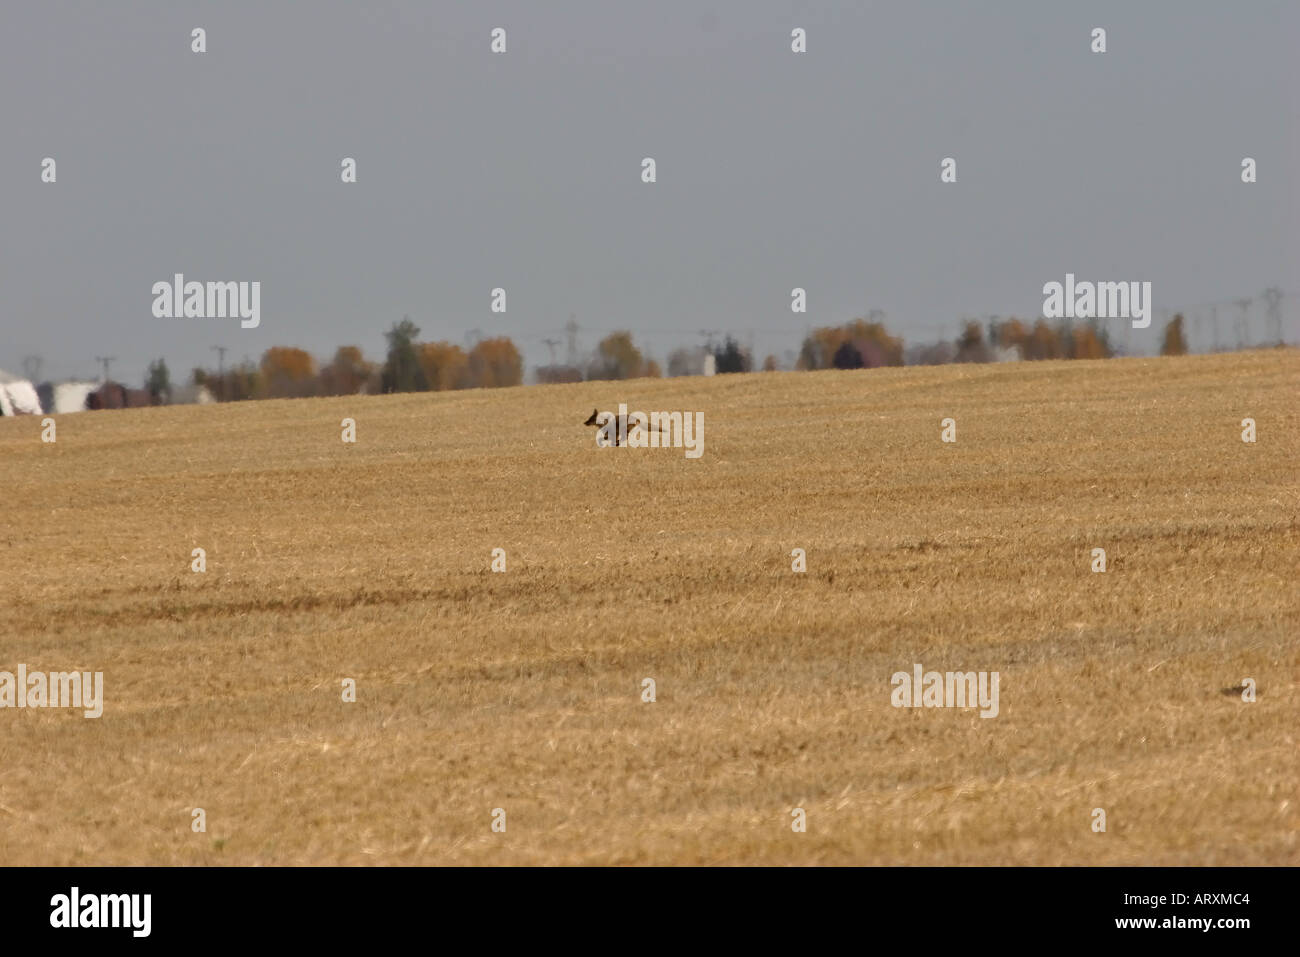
904,341,956,366
1161,314,1189,356
193,360,261,401
534,365,584,385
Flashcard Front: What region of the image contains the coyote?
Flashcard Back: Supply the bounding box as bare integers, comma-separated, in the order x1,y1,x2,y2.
584,407,663,447
584,406,702,457
584,408,623,446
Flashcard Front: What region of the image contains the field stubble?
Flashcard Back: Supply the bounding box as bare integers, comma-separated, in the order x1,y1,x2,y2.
0,351,1296,864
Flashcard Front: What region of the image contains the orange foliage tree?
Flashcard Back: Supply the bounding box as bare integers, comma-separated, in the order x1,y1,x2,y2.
260,347,317,397
467,337,523,388
1070,323,1112,360
989,318,1029,355
417,342,471,391
319,345,373,395
799,317,903,369
1161,314,1188,356
1023,320,1063,360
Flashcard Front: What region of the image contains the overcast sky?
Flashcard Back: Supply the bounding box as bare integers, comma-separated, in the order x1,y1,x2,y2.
1,0,1295,385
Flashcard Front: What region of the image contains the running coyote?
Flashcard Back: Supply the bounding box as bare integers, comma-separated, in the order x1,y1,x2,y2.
584,407,669,448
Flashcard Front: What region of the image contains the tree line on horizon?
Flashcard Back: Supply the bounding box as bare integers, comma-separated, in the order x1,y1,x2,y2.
160,311,1204,403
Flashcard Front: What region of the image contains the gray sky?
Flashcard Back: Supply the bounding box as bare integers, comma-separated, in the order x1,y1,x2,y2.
2,0,1296,386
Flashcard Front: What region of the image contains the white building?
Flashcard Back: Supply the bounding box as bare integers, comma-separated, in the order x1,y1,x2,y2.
0,369,41,416
51,381,99,413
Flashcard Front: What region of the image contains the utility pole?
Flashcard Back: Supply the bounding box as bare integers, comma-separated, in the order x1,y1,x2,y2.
1233,298,1252,350
212,345,227,402
95,356,116,382
564,316,579,367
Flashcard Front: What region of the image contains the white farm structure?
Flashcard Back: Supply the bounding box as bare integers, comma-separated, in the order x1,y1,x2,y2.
0,369,42,416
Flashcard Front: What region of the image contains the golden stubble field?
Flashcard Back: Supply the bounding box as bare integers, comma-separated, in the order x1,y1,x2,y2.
1,350,1296,865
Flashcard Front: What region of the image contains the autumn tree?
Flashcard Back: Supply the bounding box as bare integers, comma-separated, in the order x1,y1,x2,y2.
1070,322,1112,360
1023,319,1063,360
416,342,470,391
800,317,903,370
988,318,1029,357
319,346,373,395
1161,314,1189,356
467,337,523,388
954,321,991,363
260,347,317,398
587,331,644,380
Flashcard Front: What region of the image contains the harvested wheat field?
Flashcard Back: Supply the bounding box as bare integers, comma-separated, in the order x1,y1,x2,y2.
1,350,1296,865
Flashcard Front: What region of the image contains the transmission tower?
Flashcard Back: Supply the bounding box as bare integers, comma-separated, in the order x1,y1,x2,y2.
542,338,561,365
1261,287,1283,344
22,355,42,382
95,356,116,382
